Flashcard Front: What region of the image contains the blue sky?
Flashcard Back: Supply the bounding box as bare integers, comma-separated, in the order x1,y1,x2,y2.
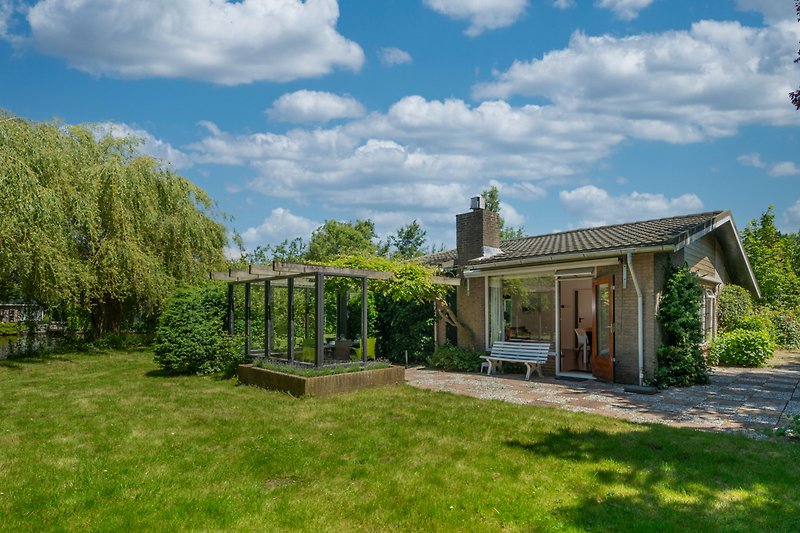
1,0,799,253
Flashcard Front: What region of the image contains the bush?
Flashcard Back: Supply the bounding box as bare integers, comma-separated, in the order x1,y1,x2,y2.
91,332,153,350
651,264,709,388
650,344,708,388
0,322,23,336
708,329,775,367
767,312,800,350
718,284,754,331
427,342,483,372
734,313,773,335
154,284,247,375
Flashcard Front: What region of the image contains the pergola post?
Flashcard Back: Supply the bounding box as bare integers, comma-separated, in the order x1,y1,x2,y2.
287,277,295,363
227,283,234,335
315,272,325,367
264,281,272,358
244,282,251,357
361,276,368,362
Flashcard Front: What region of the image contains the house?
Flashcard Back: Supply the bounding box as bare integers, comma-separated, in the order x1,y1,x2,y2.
425,197,760,386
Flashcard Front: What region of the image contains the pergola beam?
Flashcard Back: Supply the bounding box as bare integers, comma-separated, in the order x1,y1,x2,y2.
211,262,460,286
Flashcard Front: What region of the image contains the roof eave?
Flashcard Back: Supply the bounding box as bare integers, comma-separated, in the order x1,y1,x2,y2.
463,244,676,272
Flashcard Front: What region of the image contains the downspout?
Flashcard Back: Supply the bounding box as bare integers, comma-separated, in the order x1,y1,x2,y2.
627,252,644,386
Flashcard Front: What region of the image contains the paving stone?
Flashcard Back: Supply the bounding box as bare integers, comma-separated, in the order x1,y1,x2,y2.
783,400,800,416
750,390,793,401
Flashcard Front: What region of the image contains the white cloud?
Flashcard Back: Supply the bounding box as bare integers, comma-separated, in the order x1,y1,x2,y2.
559,185,703,227
735,0,795,24
500,202,525,228
378,47,413,66
595,0,653,21
423,0,528,36
240,208,320,248
473,20,800,140
785,199,800,231
0,0,14,39
737,152,767,168
267,91,365,124
15,0,363,85
90,122,191,168
553,0,575,9
769,161,800,176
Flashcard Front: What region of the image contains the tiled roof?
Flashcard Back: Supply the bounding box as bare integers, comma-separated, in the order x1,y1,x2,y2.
421,211,726,267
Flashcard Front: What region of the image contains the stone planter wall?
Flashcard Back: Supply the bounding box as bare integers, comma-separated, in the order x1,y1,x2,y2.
237,364,405,397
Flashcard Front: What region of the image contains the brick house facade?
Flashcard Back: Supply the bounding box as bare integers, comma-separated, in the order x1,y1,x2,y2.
428,200,759,385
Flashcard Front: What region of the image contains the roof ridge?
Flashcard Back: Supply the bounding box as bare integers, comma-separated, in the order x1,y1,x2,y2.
500,210,725,244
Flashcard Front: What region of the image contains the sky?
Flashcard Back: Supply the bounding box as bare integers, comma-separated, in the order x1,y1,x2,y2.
1,0,799,254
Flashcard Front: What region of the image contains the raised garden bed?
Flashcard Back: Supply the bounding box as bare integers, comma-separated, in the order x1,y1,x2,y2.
237,363,405,397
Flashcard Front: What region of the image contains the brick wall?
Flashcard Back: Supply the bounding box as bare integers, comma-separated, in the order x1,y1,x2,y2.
455,209,500,265
456,277,486,351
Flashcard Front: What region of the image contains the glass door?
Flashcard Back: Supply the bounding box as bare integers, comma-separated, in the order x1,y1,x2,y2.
591,275,614,382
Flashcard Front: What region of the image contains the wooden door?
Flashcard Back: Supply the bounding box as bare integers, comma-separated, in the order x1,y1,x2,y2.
591,275,614,382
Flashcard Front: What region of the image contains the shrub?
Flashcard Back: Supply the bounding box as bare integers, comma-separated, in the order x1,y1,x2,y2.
427,342,483,372
651,264,709,388
708,329,775,367
154,284,247,375
651,344,707,388
767,312,800,350
0,322,23,336
718,284,754,331
734,313,774,335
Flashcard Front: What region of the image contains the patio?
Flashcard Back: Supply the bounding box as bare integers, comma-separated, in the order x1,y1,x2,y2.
406,350,800,437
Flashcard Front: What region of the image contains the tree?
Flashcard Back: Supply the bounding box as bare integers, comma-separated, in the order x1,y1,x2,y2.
792,1,800,109
0,113,227,335
481,185,525,240
388,220,427,259
742,207,800,312
231,237,307,266
306,219,377,261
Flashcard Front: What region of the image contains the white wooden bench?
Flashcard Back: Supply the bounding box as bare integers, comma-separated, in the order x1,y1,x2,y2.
481,341,551,380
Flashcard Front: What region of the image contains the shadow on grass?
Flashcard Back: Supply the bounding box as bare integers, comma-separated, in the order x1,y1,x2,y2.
505,425,800,531
0,355,74,369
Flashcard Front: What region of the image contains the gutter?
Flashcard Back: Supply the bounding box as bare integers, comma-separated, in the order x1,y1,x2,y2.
627,251,644,387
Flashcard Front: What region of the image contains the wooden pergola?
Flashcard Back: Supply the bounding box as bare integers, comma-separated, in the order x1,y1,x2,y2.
210,261,459,367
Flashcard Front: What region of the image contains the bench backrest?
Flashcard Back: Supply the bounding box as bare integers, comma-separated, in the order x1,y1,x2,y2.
489,341,550,360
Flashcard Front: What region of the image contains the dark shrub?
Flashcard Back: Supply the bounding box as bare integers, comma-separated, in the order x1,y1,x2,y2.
427,342,483,372
154,284,246,375
651,264,709,388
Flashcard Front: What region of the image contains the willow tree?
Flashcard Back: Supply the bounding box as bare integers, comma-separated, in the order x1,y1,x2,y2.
0,113,227,335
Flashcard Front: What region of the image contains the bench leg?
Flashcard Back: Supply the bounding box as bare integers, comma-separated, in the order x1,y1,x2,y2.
525,363,532,381
487,360,494,375
535,364,543,378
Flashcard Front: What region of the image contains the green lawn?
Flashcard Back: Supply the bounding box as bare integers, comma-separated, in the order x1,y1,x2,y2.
1,351,799,532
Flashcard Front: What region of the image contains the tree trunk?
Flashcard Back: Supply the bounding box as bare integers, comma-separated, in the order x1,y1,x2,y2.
91,296,123,337
435,296,476,350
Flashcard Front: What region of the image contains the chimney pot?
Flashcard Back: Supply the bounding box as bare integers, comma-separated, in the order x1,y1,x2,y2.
470,196,485,210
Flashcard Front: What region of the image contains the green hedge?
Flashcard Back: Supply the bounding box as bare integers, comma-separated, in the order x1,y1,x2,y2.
709,329,775,367
0,322,23,336
427,342,483,372
154,284,246,375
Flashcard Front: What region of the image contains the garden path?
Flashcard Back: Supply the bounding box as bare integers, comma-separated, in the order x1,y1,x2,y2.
406,351,800,438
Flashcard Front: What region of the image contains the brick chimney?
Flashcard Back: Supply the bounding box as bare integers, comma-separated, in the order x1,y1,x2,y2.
456,196,501,266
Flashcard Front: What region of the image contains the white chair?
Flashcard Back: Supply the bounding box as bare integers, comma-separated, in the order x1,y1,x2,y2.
575,328,589,367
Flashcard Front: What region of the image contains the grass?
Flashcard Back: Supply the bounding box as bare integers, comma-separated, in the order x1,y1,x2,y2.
253,359,391,377
1,350,799,532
